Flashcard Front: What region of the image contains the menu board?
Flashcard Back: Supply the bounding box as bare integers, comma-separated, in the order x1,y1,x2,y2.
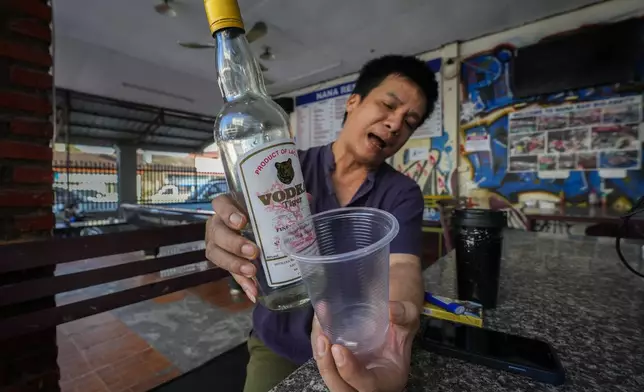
411,59,443,139
294,59,442,150
295,82,356,149
507,96,642,173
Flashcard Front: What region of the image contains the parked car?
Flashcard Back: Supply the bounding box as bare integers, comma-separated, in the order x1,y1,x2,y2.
53,186,118,218
186,179,229,203
53,187,85,219
148,185,189,204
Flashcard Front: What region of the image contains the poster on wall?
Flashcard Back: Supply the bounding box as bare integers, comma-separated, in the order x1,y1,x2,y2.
294,59,442,150
507,96,642,173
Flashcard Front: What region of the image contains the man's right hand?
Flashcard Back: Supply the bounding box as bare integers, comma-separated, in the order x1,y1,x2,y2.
205,194,259,303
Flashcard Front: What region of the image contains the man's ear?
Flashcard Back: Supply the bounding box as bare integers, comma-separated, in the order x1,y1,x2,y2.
345,94,362,115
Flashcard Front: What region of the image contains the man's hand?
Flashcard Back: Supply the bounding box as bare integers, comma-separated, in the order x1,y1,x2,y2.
205,192,314,302
311,301,420,392
205,194,259,302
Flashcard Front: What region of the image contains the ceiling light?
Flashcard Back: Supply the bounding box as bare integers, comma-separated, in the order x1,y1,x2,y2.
155,0,177,17
259,47,275,61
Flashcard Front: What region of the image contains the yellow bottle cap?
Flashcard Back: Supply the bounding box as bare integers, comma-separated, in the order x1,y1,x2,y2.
204,0,245,34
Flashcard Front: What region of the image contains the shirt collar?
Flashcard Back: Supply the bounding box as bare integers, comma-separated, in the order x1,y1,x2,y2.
321,142,378,182
321,143,379,203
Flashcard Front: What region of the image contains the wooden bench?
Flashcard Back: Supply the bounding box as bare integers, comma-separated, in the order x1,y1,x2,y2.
0,221,226,341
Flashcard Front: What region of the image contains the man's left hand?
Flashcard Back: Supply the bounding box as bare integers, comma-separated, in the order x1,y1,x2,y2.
311,300,420,392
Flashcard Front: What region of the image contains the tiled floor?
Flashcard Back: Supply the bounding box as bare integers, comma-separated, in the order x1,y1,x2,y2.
57,277,254,392
57,312,180,392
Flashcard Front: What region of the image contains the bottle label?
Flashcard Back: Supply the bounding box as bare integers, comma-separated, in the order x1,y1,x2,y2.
236,139,311,288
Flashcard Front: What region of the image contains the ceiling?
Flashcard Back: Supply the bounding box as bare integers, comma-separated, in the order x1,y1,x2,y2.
53,0,604,100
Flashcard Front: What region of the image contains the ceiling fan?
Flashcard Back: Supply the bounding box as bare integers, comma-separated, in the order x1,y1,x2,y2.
178,22,275,84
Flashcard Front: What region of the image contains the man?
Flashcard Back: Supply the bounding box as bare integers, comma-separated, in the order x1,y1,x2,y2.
205,55,438,392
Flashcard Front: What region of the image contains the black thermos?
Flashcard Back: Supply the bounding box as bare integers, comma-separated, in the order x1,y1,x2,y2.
452,209,506,309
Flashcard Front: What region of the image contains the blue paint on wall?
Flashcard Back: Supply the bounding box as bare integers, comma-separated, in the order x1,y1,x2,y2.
460,45,644,207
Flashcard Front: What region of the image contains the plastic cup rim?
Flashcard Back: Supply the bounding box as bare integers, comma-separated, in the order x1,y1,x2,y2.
281,206,400,264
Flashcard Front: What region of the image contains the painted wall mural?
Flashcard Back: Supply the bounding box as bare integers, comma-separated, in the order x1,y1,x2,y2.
390,59,456,197
459,44,644,211
391,130,456,196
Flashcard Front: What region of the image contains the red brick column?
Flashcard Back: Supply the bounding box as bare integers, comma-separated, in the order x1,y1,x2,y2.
0,1,59,391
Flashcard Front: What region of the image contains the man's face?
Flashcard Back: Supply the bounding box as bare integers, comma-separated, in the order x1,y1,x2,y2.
342,74,427,165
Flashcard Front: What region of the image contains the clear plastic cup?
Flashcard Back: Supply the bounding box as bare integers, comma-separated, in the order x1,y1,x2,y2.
281,207,399,361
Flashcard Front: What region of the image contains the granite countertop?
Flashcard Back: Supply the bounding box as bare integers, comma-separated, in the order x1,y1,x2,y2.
272,231,644,392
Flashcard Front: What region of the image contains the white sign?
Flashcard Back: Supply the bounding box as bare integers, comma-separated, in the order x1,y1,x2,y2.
411,60,443,139
294,82,355,150
465,134,491,152
407,147,428,161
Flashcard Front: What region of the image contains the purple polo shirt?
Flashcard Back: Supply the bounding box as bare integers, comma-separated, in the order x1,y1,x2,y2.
252,143,424,365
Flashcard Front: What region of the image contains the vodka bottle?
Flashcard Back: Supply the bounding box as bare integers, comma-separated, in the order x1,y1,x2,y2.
203,0,311,311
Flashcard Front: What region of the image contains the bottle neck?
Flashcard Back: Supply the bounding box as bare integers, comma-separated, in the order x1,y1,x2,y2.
215,28,267,102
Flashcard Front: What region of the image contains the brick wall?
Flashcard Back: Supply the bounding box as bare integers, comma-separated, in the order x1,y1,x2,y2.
0,0,59,391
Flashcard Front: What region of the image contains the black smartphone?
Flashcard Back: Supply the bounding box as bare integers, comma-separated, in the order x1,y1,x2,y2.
418,318,566,386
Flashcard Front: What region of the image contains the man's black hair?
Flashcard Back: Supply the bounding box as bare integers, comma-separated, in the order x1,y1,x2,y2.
343,55,439,128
